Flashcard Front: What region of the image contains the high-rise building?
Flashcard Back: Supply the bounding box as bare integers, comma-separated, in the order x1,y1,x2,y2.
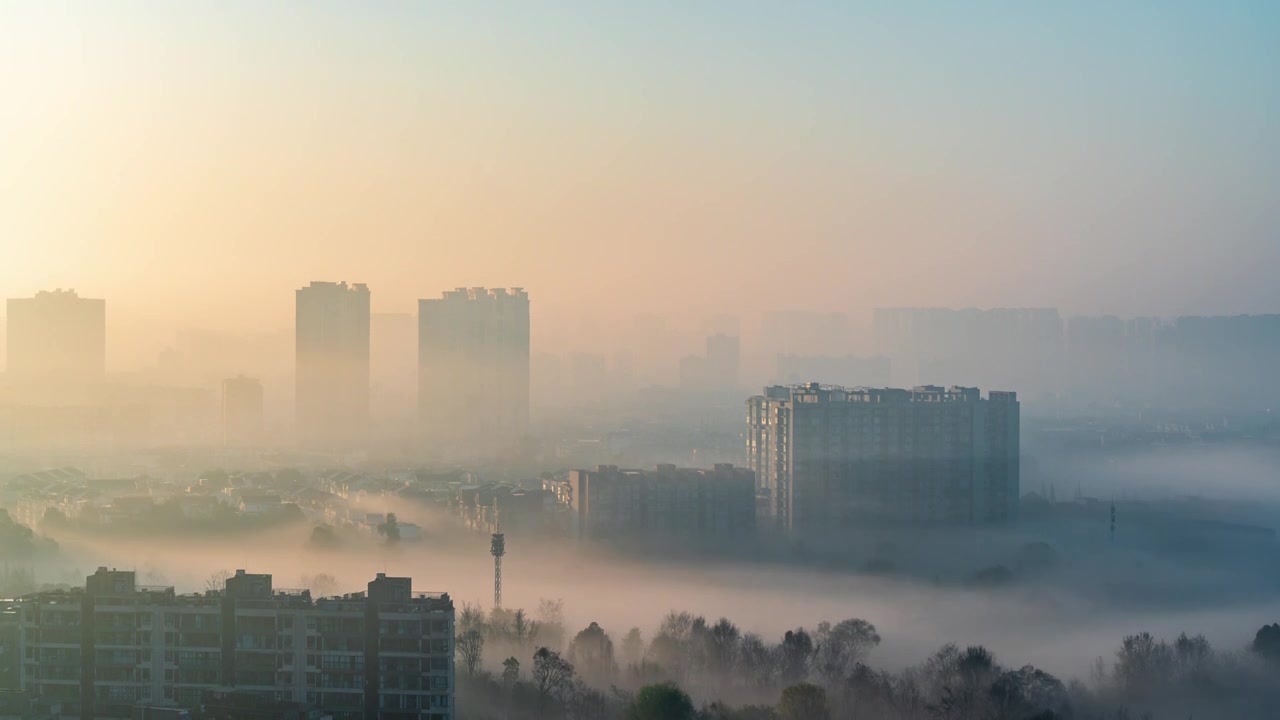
747,383,1019,533
221,375,264,447
775,354,891,388
872,307,1061,398
760,311,851,357
5,290,106,397
295,281,370,448
704,334,741,394
418,288,529,454
562,464,756,541
9,567,454,720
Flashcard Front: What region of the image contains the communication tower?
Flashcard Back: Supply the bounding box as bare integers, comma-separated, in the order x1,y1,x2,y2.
490,498,505,609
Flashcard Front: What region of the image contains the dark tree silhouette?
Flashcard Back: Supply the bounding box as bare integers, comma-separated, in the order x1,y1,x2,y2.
778,628,815,685
456,629,484,676
1252,623,1280,664
626,682,695,720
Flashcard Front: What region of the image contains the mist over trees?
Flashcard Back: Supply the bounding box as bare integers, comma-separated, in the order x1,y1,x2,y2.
449,600,1280,720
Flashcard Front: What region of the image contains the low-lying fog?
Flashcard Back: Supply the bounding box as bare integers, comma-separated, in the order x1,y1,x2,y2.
40,504,1280,683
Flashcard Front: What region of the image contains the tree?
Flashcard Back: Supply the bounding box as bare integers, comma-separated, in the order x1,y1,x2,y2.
778,682,828,720
570,622,616,683
0,511,37,559
778,628,815,685
537,598,567,650
511,608,540,653
456,629,485,676
307,525,341,551
1251,623,1280,664
532,647,575,703
502,656,520,686
205,569,233,593
739,633,775,689
989,665,1070,718
1114,632,1173,696
708,617,742,681
378,513,401,543
458,602,487,635
1173,632,1212,678
814,618,880,685
620,627,644,669
300,573,339,597
626,682,695,720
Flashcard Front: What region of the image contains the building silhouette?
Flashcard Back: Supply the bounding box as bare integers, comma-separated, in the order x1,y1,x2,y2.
418,288,529,455
5,289,105,402
561,464,756,541
6,567,454,720
747,383,1019,533
295,281,370,448
221,375,264,447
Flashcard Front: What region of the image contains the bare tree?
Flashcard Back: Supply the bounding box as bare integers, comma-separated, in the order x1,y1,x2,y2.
204,569,232,593
512,608,540,652
459,601,487,635
299,572,339,597
532,646,575,702
537,598,566,650
456,629,485,676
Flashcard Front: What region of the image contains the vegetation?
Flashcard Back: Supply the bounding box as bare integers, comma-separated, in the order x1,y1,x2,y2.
451,602,1280,720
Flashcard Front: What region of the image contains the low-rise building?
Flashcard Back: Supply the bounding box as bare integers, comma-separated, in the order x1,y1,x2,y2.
562,464,756,541
11,567,453,720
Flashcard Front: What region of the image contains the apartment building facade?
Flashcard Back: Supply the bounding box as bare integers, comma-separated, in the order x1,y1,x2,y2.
747,384,1019,533
563,464,756,541
8,568,453,720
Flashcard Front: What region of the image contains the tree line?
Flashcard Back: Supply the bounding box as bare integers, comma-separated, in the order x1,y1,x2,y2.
454,602,1280,720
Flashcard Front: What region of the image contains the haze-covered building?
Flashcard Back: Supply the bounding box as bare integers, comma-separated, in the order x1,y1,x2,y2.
563,464,756,541
747,384,1019,532
5,290,106,403
418,288,529,455
221,376,264,447
295,281,370,449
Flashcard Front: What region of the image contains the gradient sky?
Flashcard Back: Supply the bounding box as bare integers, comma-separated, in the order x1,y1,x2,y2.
2,2,1278,364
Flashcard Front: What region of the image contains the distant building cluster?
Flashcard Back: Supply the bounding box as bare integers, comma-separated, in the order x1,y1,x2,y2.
1,567,454,720
748,384,1020,532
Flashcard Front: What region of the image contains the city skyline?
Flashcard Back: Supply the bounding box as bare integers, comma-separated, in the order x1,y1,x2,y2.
3,2,1278,370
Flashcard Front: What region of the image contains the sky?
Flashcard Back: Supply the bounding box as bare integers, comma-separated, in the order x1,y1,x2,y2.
2,1,1278,365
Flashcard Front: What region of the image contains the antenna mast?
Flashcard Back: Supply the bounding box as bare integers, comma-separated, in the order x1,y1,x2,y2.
490,497,505,610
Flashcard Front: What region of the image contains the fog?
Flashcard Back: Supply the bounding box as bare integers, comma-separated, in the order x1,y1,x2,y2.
3,3,1280,719
26,485,1280,684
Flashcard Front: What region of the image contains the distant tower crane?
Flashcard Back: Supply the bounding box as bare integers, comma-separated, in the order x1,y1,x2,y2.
490,497,505,610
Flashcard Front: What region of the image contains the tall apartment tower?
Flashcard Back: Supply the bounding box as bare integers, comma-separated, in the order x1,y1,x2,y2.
705,333,741,393
747,383,1019,534
295,281,370,448
418,288,529,455
221,375,264,447
5,290,106,400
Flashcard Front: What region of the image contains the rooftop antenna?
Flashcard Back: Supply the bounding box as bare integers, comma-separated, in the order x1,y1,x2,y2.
490,497,505,610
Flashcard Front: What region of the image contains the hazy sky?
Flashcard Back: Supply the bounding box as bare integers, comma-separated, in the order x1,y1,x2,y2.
3,2,1278,363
